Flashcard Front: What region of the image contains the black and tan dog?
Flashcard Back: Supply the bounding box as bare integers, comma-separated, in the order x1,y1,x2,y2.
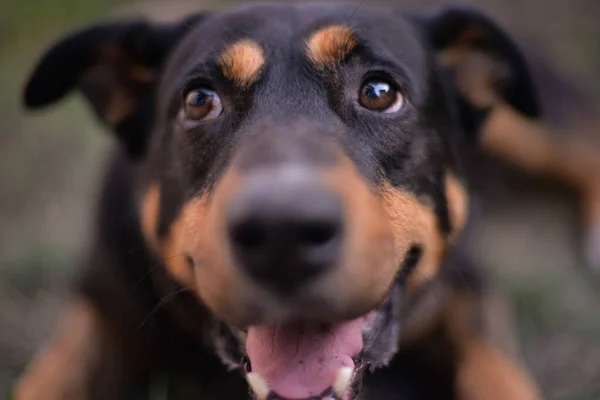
13,2,544,399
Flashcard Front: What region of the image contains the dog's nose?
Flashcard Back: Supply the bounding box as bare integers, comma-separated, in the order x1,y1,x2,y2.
227,167,343,292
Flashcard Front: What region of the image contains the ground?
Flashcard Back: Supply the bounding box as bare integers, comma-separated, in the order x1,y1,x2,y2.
1,0,599,398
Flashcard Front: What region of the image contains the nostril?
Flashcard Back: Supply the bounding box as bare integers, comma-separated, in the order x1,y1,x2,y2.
231,219,267,251
299,221,339,247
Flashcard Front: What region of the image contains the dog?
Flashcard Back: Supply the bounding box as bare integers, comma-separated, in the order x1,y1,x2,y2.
13,2,544,399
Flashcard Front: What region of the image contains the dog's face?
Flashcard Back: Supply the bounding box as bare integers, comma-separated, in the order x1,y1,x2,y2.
155,3,461,331
24,3,538,399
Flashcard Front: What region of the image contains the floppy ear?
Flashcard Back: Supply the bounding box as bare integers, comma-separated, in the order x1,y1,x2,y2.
423,7,540,139
23,14,206,158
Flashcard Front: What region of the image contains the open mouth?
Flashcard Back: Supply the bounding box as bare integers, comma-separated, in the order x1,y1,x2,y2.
214,281,403,400
244,317,366,400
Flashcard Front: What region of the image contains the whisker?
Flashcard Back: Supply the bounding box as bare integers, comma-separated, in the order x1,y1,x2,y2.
132,252,188,290
136,287,190,331
413,271,442,301
347,0,367,24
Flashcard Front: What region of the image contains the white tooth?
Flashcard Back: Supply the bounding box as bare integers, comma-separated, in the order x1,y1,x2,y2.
333,366,353,398
246,372,270,400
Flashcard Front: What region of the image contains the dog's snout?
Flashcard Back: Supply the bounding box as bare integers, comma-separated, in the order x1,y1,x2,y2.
227,167,343,292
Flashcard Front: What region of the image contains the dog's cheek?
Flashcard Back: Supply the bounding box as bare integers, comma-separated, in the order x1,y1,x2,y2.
380,185,446,291
179,170,262,326
140,183,197,288
445,173,469,243
180,196,239,316
140,183,161,253
163,209,199,288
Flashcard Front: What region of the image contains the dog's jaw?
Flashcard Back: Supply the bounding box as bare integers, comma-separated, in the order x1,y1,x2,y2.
210,281,404,400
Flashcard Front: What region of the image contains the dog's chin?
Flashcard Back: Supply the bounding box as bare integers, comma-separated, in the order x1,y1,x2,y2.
211,281,403,400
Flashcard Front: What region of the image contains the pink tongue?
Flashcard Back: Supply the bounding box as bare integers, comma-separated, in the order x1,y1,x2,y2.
246,318,364,399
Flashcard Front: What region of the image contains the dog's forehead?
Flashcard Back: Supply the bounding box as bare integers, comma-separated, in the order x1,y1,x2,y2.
179,2,424,67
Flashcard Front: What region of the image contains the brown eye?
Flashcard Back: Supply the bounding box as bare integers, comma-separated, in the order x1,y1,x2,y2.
359,80,404,113
184,88,223,120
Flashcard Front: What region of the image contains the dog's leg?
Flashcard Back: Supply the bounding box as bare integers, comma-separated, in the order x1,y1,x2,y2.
480,104,600,184
481,104,600,270
581,184,600,272
446,292,541,400
479,289,520,359
12,298,138,400
455,338,541,400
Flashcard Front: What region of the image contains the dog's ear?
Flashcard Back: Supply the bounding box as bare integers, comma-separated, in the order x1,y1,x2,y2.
23,14,206,157
422,7,540,139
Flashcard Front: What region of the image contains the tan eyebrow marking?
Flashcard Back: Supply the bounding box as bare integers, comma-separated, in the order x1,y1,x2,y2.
306,25,358,69
219,39,265,88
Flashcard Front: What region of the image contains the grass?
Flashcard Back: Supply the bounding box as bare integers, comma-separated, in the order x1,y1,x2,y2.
0,0,132,393
0,0,134,274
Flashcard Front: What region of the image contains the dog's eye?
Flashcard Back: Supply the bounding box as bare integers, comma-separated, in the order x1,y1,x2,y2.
184,88,223,120
358,80,403,113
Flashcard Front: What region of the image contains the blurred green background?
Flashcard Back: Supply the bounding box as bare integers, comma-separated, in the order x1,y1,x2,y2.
1,0,599,398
